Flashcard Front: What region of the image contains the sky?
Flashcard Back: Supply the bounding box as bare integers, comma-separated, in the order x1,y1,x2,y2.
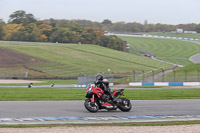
0,0,199,25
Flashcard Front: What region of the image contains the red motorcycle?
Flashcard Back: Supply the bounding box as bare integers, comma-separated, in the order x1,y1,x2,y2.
84,85,132,113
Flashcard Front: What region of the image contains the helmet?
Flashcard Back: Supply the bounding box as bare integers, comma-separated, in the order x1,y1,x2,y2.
95,73,103,81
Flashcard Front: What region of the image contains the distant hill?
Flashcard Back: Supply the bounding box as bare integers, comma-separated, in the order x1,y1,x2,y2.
0,41,170,78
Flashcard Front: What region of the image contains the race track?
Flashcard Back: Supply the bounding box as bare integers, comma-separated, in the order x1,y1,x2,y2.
0,99,200,118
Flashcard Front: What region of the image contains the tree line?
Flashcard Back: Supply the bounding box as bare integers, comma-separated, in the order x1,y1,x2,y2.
0,10,199,51
0,10,127,51
75,19,200,33
47,19,200,33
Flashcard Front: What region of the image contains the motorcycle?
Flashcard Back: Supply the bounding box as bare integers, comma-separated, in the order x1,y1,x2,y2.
84,85,132,113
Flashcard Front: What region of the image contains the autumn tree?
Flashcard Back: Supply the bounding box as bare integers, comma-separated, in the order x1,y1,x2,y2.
102,19,112,25
0,19,5,39
196,25,200,33
50,28,70,43
38,22,53,41
20,23,42,41
2,24,22,40
8,10,37,24
49,18,57,27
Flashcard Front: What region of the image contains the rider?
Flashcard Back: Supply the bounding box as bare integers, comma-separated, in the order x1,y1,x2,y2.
95,73,114,108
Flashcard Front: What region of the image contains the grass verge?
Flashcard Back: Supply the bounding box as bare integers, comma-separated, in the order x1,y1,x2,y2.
0,80,77,86
0,42,169,77
0,87,200,100
1,121,200,128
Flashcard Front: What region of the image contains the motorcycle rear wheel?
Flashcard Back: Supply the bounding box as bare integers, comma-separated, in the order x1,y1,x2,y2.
118,98,132,112
84,99,99,113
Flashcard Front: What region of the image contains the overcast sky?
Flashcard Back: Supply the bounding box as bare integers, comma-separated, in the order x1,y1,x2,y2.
0,0,199,24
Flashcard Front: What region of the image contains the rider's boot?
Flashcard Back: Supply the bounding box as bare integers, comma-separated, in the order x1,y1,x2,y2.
101,94,113,108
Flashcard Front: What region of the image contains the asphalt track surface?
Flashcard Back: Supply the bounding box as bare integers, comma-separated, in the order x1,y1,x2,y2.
188,41,200,63
0,99,200,118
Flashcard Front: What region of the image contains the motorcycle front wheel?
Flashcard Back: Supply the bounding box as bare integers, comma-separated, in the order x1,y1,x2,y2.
118,98,132,112
84,99,99,113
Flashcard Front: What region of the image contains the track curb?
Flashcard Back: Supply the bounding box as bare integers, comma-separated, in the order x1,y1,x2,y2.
1,115,200,125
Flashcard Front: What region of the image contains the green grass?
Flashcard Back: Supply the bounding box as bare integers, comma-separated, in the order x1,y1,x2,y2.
38,79,77,85
124,89,200,99
0,80,77,86
0,87,200,101
0,87,86,101
157,63,200,82
0,42,169,77
149,32,200,39
118,36,200,66
178,63,200,72
1,121,200,128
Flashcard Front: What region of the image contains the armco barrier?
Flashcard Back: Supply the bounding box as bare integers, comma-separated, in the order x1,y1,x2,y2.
129,82,200,86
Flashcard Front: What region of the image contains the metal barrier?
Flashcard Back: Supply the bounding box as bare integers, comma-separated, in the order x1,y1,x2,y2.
132,69,200,82
77,73,114,85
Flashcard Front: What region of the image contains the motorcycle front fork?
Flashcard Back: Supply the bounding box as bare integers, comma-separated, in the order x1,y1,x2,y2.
90,94,94,102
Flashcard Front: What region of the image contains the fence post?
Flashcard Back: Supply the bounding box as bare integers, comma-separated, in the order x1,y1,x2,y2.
132,71,135,82
184,69,187,82
112,72,114,83
162,69,165,82
173,69,176,82
25,71,29,78
142,70,144,82
152,70,154,82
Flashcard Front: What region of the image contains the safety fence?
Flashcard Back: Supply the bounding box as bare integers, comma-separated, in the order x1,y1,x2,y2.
0,71,28,79
132,69,200,83
143,34,200,41
77,73,114,85
76,69,200,85
0,69,200,85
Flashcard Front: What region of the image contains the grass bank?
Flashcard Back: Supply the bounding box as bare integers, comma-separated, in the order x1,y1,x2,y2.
0,80,77,86
0,87,200,100
0,42,169,78
119,36,200,66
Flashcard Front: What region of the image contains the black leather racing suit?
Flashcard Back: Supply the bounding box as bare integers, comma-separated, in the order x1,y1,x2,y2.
95,80,114,101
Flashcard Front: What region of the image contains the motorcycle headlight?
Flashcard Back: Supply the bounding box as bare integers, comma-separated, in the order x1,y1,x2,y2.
86,87,92,93
88,88,92,92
